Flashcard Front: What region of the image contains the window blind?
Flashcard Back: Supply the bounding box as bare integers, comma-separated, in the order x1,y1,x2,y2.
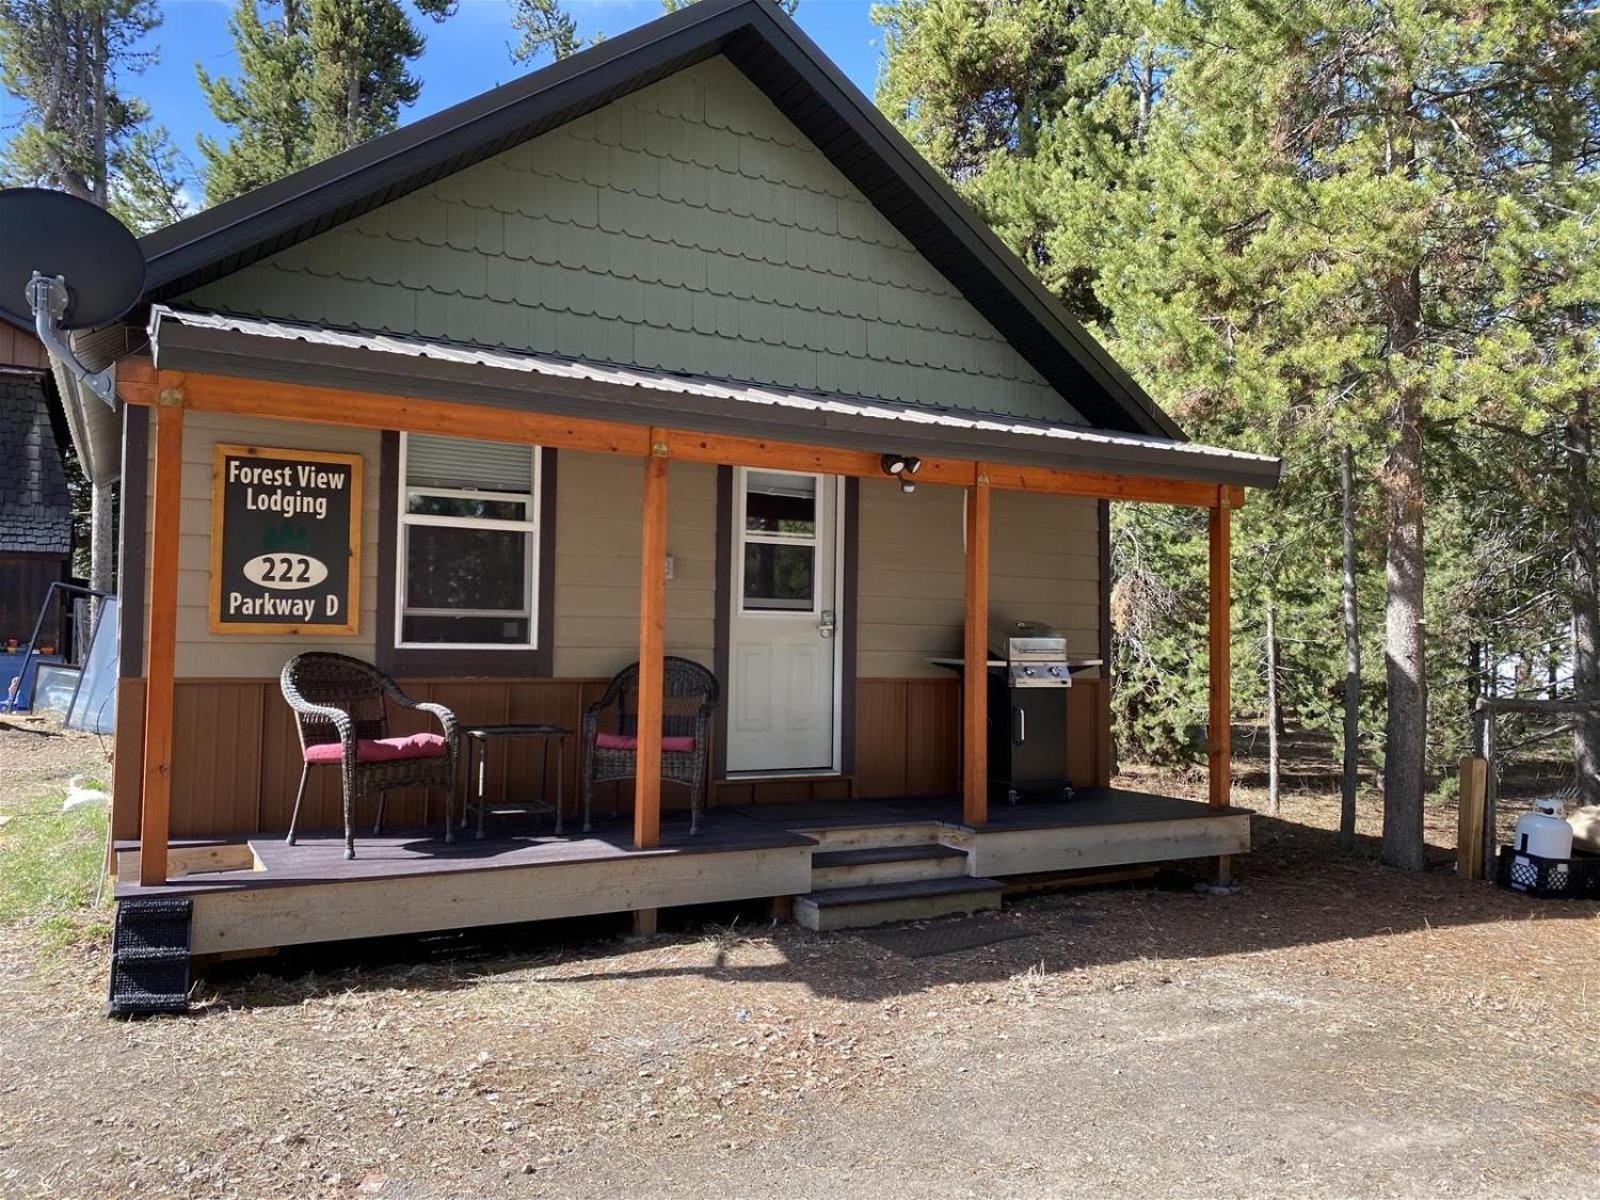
405,434,536,494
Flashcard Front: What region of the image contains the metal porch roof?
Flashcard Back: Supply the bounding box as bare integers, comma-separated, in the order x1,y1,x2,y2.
146,307,1281,491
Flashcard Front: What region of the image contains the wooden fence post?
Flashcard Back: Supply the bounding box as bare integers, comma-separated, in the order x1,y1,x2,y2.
1458,755,1488,880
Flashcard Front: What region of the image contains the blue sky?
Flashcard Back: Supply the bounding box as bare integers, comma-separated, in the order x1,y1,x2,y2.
0,0,887,201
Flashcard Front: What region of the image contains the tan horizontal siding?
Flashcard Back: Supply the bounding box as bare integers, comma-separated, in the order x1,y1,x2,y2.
856,478,1100,678
146,412,381,678
552,452,716,677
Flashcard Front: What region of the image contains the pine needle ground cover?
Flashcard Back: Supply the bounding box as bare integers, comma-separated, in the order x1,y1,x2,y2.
0,723,1595,1198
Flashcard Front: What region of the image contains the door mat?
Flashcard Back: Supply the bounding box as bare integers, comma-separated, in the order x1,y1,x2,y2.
857,919,1031,959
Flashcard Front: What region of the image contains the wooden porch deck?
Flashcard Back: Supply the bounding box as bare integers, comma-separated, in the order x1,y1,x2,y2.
113,789,1250,957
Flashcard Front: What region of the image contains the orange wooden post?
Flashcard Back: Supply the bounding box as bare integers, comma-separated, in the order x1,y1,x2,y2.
1207,492,1232,807
963,470,991,826
633,438,669,849
140,393,184,885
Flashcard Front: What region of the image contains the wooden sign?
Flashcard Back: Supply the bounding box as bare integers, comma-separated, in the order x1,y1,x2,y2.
210,445,362,635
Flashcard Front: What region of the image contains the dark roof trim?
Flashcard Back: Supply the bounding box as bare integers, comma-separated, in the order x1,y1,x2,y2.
148,315,1281,492
137,0,1182,440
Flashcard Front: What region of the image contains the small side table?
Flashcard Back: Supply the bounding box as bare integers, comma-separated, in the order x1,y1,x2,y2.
460,724,572,839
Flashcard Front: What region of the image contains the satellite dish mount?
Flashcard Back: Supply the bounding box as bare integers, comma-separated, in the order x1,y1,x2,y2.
0,187,147,409
27,272,117,406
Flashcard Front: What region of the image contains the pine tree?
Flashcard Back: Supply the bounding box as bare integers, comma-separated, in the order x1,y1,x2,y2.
197,1,313,206
0,0,187,231
510,0,579,65
0,0,187,620
308,0,454,160
661,0,797,14
877,0,1597,865
199,0,455,203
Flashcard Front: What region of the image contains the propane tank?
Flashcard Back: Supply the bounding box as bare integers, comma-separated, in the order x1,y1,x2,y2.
1513,798,1573,862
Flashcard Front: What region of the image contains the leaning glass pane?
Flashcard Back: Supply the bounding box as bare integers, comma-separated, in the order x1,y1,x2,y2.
743,543,814,609
405,525,527,612
745,471,816,537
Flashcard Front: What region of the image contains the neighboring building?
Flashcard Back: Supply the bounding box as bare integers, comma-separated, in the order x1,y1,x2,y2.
47,0,1278,966
0,328,71,651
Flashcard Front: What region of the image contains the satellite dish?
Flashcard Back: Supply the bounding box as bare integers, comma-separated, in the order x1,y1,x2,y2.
0,187,145,406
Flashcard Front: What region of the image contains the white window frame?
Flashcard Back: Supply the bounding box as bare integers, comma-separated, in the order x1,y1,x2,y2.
735,467,824,618
394,433,542,651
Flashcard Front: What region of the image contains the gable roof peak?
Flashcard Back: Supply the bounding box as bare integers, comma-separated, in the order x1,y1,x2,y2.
140,0,1181,438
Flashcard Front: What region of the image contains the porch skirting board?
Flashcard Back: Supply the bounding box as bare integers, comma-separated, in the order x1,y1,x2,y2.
963,813,1249,877
184,843,814,956
109,675,1113,841
110,790,1249,956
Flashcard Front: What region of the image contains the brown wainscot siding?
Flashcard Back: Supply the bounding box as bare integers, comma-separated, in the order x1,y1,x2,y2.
115,673,1110,840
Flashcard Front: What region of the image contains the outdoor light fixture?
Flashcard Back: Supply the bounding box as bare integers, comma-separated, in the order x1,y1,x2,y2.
880,453,923,494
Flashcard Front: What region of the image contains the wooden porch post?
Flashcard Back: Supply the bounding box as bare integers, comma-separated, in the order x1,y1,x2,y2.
1207,492,1232,808
139,393,184,885
634,438,669,850
963,470,991,826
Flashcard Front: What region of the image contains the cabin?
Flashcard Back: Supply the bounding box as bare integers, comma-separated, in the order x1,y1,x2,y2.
51,0,1278,977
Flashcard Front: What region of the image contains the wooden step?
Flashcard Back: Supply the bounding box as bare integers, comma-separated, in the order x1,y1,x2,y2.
794,876,1003,932
801,822,943,850
811,844,969,889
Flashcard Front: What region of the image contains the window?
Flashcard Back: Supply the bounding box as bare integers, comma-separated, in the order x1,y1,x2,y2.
739,470,819,613
396,433,540,648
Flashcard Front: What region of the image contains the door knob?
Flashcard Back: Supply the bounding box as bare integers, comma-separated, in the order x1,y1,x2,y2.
819,609,836,639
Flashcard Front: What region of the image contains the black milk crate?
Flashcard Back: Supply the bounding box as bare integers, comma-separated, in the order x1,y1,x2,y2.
1495,846,1600,900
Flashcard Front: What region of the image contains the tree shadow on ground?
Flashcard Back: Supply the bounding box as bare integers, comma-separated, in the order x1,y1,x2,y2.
199,807,1596,1013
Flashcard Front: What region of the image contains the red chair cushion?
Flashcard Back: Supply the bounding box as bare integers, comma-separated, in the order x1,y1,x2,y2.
303,732,448,764
595,732,697,753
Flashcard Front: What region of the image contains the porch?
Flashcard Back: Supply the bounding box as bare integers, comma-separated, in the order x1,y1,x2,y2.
113,788,1252,955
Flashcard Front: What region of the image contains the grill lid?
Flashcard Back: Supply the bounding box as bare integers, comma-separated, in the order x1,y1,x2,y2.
988,619,1068,661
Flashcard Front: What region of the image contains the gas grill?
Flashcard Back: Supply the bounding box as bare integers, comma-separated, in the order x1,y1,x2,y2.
987,619,1074,806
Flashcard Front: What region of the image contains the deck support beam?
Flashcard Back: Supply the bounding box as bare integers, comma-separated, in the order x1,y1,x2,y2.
1208,492,1232,807
115,362,1251,509
963,470,991,826
140,394,184,885
634,438,669,850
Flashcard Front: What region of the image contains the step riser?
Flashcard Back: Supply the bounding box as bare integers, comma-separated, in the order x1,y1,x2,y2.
804,824,943,849
811,856,969,889
795,889,1002,932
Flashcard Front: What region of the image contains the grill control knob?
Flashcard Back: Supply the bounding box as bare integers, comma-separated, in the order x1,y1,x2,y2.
1049,666,1062,677
1022,666,1034,676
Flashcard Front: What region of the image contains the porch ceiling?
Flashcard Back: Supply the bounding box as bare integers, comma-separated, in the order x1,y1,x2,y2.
144,306,1281,491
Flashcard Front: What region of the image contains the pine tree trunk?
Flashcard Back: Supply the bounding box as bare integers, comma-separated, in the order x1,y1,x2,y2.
1569,391,1599,806
1340,444,1360,850
1266,596,1281,817
1381,267,1428,872
91,7,107,203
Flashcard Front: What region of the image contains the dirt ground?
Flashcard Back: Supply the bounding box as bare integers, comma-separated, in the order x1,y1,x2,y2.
0,722,1596,1199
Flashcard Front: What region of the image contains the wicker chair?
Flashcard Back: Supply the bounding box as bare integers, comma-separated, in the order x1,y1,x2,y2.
280,652,460,860
581,657,718,835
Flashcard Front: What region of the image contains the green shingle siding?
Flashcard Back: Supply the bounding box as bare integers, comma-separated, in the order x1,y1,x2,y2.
185,56,1079,424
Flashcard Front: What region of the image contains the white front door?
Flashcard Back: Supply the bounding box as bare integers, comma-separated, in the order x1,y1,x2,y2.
726,468,840,773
